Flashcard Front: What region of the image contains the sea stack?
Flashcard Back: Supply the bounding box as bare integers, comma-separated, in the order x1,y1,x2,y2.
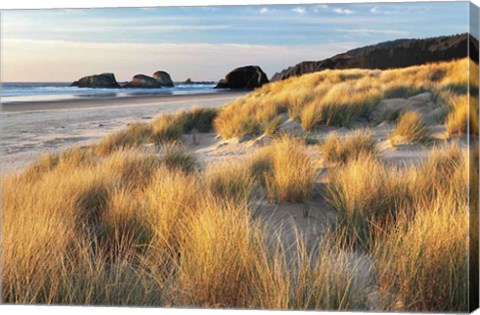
70,73,121,88
215,65,269,89
153,71,174,87
124,74,163,88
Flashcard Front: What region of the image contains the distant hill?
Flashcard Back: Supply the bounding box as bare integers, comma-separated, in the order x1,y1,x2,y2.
271,33,478,81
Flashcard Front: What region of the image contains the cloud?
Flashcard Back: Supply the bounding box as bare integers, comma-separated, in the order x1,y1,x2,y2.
369,6,393,15
259,7,269,14
5,22,232,34
107,24,232,32
2,38,359,82
292,7,306,15
313,4,328,13
333,8,354,15
339,28,409,36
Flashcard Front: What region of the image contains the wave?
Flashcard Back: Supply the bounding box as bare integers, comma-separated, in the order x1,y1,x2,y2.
1,82,217,100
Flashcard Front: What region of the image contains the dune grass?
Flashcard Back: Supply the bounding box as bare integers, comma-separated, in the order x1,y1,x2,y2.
446,94,479,135
23,146,98,181
2,143,365,309
214,58,471,140
213,99,259,140
3,134,470,311
177,197,264,307
250,136,316,203
372,145,468,311
326,142,466,247
374,198,468,312
300,101,322,132
205,160,256,204
96,123,152,156
2,58,473,311
322,129,377,164
96,107,219,155
150,113,185,144
160,142,198,173
181,107,218,133
324,143,469,311
326,154,405,247
389,111,431,145
263,115,283,135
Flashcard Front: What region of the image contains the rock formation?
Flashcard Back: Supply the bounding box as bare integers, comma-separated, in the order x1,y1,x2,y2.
183,78,216,85
215,65,269,89
153,71,174,87
123,74,162,88
70,73,121,88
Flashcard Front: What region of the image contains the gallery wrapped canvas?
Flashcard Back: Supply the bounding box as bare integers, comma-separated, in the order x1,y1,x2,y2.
1,1,479,313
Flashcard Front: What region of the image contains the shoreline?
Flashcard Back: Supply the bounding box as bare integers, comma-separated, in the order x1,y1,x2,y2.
1,91,247,175
1,90,247,112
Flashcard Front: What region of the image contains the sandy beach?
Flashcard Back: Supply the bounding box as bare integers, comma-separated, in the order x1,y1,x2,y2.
0,91,246,174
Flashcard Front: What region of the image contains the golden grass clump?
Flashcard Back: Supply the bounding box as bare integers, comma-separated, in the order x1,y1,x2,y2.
213,99,258,140
264,136,316,203
150,113,184,144
22,146,97,181
145,166,203,261
389,111,431,145
102,148,161,189
287,90,314,120
205,160,256,204
413,143,467,202
22,152,61,180
263,115,283,135
96,123,152,156
322,129,377,164
160,142,198,174
374,199,468,312
96,107,219,156
255,100,287,132
97,188,152,257
326,154,408,246
2,162,115,303
288,236,367,310
181,107,218,133
446,95,479,136
177,197,265,307
317,80,382,127
248,146,274,185
326,142,467,248
300,102,322,132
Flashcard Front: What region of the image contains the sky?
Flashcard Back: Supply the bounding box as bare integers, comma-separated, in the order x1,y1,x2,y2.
0,2,469,82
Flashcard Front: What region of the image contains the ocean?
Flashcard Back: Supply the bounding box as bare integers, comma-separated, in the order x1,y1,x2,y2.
0,82,219,104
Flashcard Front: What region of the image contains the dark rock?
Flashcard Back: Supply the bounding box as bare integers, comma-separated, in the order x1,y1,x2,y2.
215,65,269,89
153,71,174,87
70,73,121,88
183,78,216,85
124,74,162,88
271,33,475,82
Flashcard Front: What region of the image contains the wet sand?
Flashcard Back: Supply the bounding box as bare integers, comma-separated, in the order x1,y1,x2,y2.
0,91,246,174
